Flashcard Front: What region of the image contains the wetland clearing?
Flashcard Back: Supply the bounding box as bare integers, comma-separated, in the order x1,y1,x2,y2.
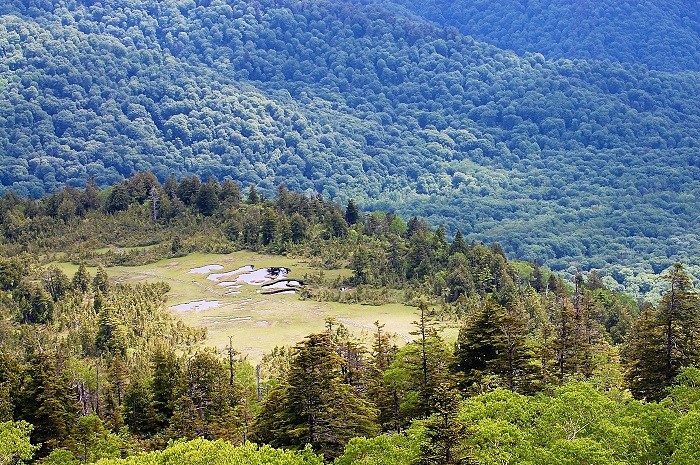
54,251,420,362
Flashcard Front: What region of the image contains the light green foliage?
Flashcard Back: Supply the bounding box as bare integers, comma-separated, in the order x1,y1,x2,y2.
531,438,625,465
41,449,80,465
335,380,700,465
0,421,39,465
664,366,700,413
334,429,422,465
457,389,534,464
455,383,670,465
670,410,700,464
92,439,322,465
69,414,133,463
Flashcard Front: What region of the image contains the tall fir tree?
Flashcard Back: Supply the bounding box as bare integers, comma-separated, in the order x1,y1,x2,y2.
72,264,91,294
418,384,468,465
253,333,378,459
17,353,79,455
448,229,469,256
345,199,360,225
453,297,536,393
624,264,700,400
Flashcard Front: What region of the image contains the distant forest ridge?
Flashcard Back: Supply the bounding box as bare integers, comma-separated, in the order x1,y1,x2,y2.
379,0,700,72
1,0,699,287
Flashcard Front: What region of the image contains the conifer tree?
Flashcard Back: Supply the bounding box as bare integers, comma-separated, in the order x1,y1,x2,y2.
72,264,91,293
176,176,201,206
196,181,220,216
624,264,700,400
351,244,373,285
254,333,378,459
345,199,360,225
397,303,454,418
260,209,277,246
372,321,395,372
623,307,666,400
530,264,545,293
123,380,158,436
552,296,578,379
151,346,180,428
92,267,109,295
15,280,54,324
83,177,101,211
289,213,308,243
419,384,468,465
220,178,242,207
247,186,259,204
453,298,536,393
432,226,449,269
366,322,401,431
96,304,127,356
104,355,128,428
446,254,475,303
42,266,70,301
17,353,79,454
105,183,130,213
449,230,469,256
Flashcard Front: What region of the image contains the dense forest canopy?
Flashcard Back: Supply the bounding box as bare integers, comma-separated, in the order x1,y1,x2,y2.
379,0,700,72
1,0,699,290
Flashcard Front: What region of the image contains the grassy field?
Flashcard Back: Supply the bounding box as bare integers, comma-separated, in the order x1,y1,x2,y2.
55,251,428,362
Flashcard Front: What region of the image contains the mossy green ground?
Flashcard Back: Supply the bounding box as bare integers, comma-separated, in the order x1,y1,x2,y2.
54,252,425,362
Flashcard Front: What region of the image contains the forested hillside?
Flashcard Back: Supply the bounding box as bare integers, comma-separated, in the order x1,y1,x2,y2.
1,178,700,464
1,0,700,290
383,0,700,72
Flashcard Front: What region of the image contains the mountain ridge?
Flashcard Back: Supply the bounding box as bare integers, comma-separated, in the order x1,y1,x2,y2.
1,0,699,285
378,0,700,72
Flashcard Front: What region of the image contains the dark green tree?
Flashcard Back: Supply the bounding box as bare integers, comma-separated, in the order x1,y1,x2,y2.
0,256,25,291
408,302,453,417
289,213,308,243
72,265,91,294
151,346,181,428
418,384,468,465
247,186,260,204
123,380,158,437
15,280,54,324
104,355,128,429
105,183,130,213
345,199,360,225
454,297,536,393
176,176,201,206
92,267,109,295
17,353,78,454
448,230,469,256
254,333,378,459
530,264,546,293
95,304,127,356
43,266,71,301
196,181,220,216
220,178,242,207
624,264,700,400
260,209,278,246
623,307,667,401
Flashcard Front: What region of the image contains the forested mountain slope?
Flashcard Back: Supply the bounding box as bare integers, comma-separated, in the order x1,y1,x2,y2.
1,0,700,284
382,0,700,72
